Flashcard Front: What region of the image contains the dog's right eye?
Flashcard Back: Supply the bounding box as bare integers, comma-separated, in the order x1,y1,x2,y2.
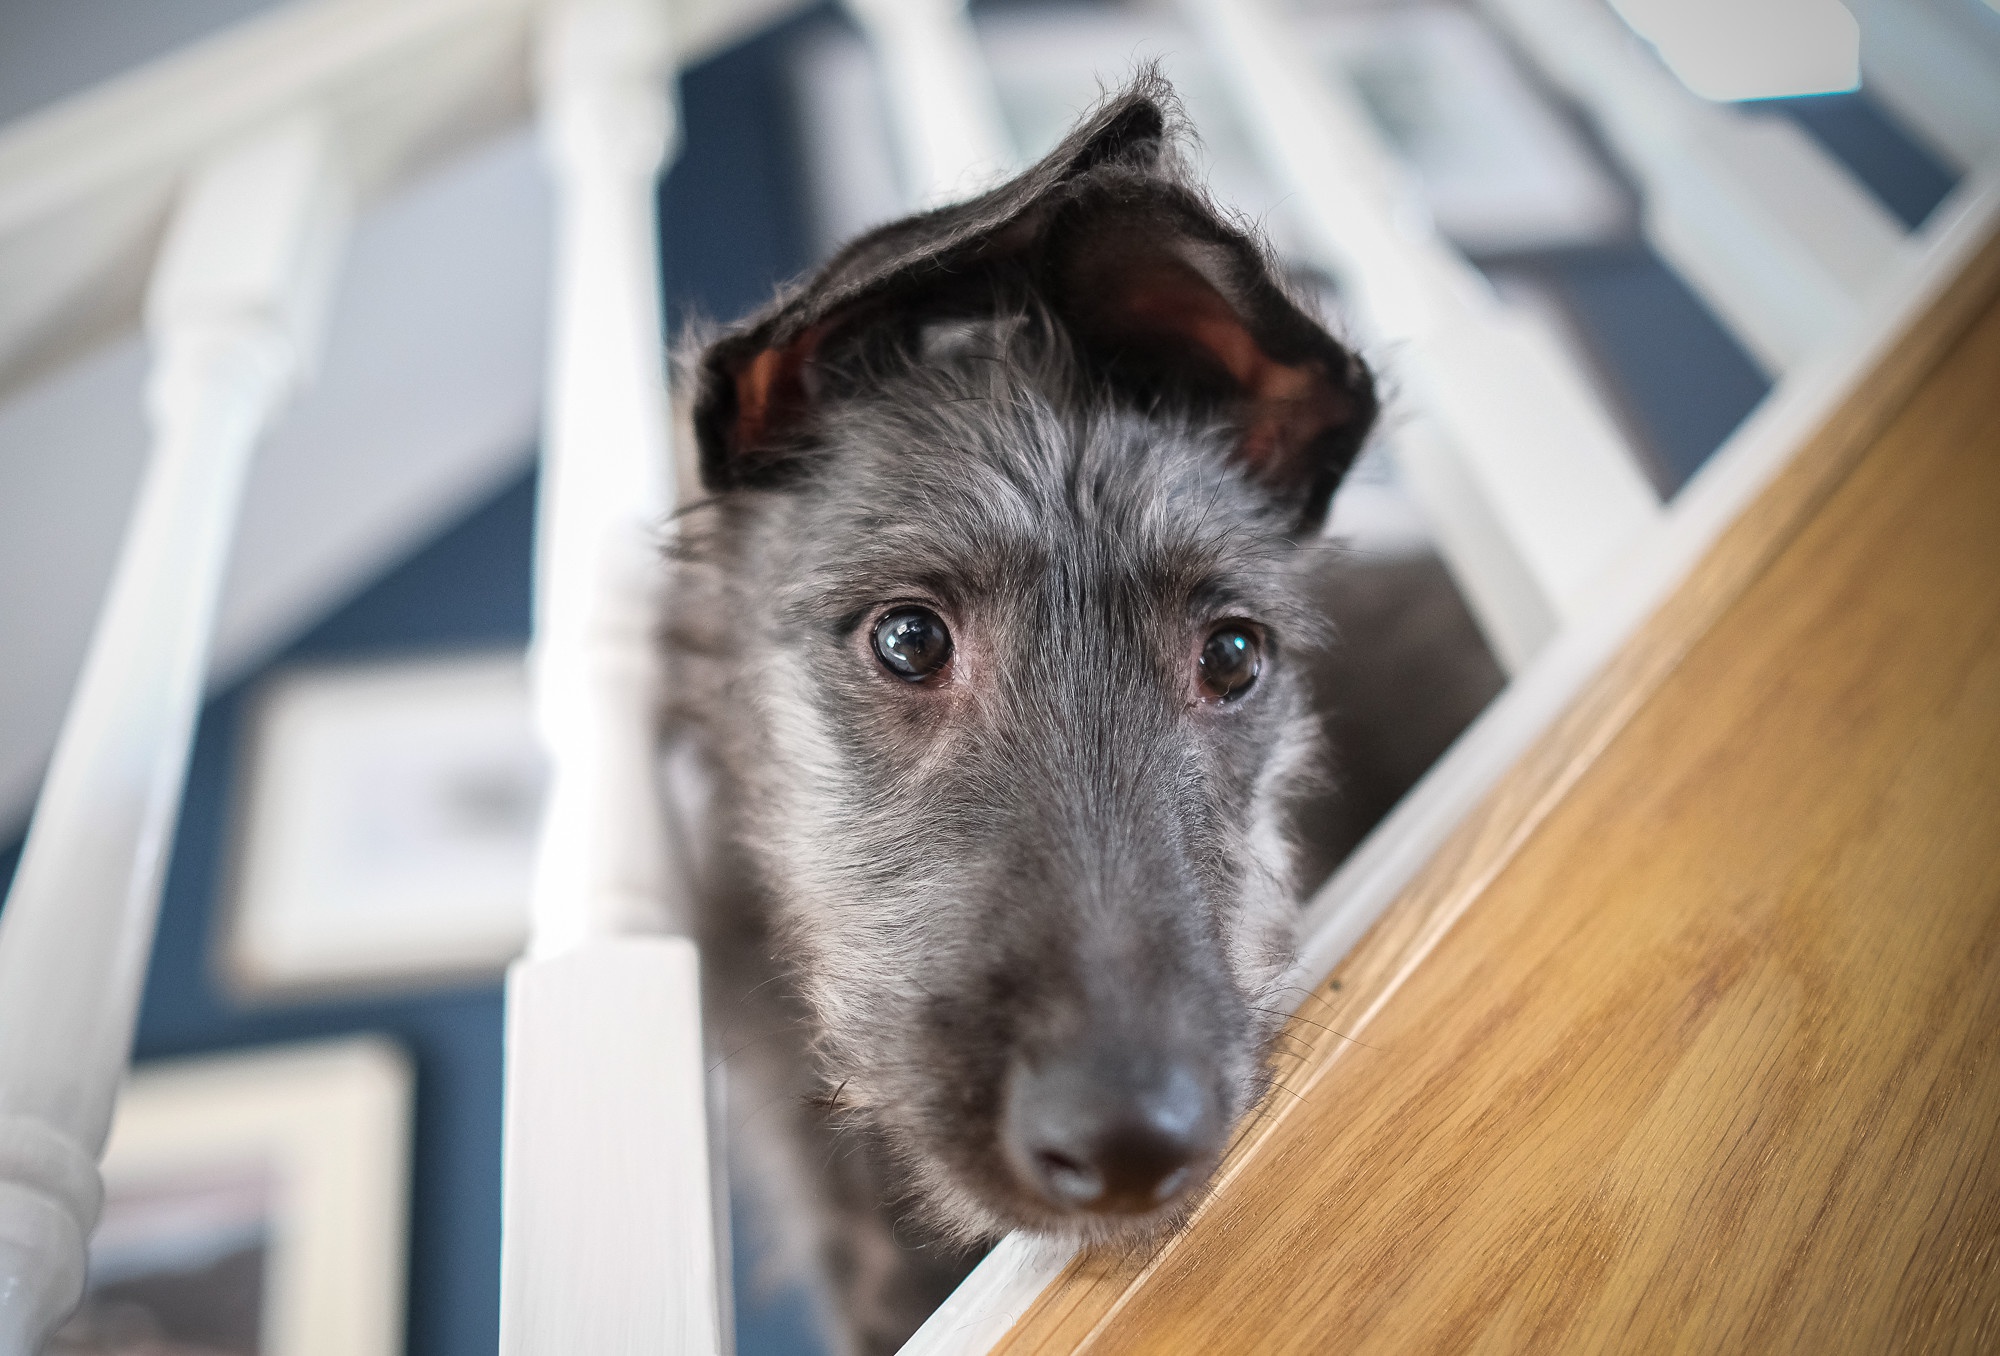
872,608,953,682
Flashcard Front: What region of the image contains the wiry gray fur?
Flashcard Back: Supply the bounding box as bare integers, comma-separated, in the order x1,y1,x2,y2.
666,74,1390,1355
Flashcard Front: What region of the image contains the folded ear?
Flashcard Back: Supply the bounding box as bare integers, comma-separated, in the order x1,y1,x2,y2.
1040,181,1376,532
693,77,1174,491
692,70,1376,532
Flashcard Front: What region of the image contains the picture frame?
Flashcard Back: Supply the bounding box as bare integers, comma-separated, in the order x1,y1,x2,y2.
223,650,545,998
53,1037,413,1356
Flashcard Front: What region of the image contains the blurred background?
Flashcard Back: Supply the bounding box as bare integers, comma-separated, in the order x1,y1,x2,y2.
0,0,1990,1351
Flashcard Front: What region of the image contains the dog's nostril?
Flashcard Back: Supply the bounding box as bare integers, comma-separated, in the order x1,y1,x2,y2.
1003,1052,1219,1215
1033,1149,1105,1207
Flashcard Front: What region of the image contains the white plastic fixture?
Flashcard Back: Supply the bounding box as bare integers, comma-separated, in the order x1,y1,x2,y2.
1610,0,1862,102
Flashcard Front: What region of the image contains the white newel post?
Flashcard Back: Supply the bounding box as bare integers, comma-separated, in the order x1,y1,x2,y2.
498,0,725,1351
0,118,347,1351
1180,0,1661,672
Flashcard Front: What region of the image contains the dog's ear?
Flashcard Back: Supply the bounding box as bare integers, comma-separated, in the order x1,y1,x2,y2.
693,79,1173,492
692,71,1375,531
1040,184,1375,534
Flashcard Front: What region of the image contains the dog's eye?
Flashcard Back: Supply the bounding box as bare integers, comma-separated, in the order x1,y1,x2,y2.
873,608,953,681
1197,624,1262,702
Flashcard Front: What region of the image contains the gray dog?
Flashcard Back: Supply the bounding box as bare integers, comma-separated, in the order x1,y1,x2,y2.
667,74,1493,1354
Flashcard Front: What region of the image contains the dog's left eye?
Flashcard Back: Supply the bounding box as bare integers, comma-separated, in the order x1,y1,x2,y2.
1197,624,1263,702
873,607,953,681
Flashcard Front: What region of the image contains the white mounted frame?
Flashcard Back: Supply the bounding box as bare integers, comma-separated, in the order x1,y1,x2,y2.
222,650,543,999
61,1037,413,1356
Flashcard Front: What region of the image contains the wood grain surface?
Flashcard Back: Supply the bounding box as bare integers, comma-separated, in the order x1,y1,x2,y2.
993,235,2000,1355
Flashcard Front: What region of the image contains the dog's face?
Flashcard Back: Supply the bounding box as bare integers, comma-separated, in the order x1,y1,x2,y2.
683,79,1375,1246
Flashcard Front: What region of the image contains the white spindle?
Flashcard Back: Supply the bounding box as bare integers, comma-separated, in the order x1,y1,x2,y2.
843,0,1016,208
1179,0,1661,672
497,0,726,1350
1480,0,1910,376
525,0,682,958
0,116,347,1350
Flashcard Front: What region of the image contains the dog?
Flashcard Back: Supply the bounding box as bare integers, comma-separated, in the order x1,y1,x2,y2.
667,73,1493,1354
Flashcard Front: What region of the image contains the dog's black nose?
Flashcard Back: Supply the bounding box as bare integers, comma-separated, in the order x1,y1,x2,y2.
1002,1051,1219,1214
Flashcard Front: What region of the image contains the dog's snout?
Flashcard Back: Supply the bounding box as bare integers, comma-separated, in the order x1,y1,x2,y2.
1002,1050,1219,1214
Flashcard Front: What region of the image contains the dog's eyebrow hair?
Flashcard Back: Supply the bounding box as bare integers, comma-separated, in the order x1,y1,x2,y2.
780,566,985,629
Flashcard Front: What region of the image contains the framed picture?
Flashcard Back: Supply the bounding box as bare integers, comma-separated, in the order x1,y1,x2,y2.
224,650,545,998
52,1037,412,1356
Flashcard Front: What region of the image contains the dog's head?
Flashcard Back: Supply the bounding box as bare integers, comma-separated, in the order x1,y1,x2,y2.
683,74,1375,1245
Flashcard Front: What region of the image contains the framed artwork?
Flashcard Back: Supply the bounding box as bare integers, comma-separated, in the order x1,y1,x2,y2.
223,650,544,997
51,1037,412,1356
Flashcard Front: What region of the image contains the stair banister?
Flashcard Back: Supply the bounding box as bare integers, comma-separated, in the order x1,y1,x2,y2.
0,114,349,1350
1178,0,1661,673
496,0,727,1350
1478,0,1909,377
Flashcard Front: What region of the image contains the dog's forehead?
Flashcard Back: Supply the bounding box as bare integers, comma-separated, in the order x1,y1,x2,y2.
781,376,1295,616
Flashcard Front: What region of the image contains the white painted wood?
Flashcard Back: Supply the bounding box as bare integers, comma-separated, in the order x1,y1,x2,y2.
500,939,724,1356
0,128,552,844
1480,0,1911,376
843,0,1016,208
0,114,349,1351
894,155,2000,1356
1180,0,1661,672
499,0,725,1351
1605,0,1861,102
0,0,814,398
0,0,534,398
525,0,682,956
898,1234,1074,1356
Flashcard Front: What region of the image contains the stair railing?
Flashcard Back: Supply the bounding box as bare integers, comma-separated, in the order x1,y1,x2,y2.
496,0,728,1352
1478,0,1911,376
0,114,351,1350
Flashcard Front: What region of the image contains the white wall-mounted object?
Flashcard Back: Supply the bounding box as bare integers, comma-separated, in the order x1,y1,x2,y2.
0,112,351,1350
1480,0,1911,376
224,651,544,999
71,1037,412,1356
1608,0,1861,102
496,0,726,1351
